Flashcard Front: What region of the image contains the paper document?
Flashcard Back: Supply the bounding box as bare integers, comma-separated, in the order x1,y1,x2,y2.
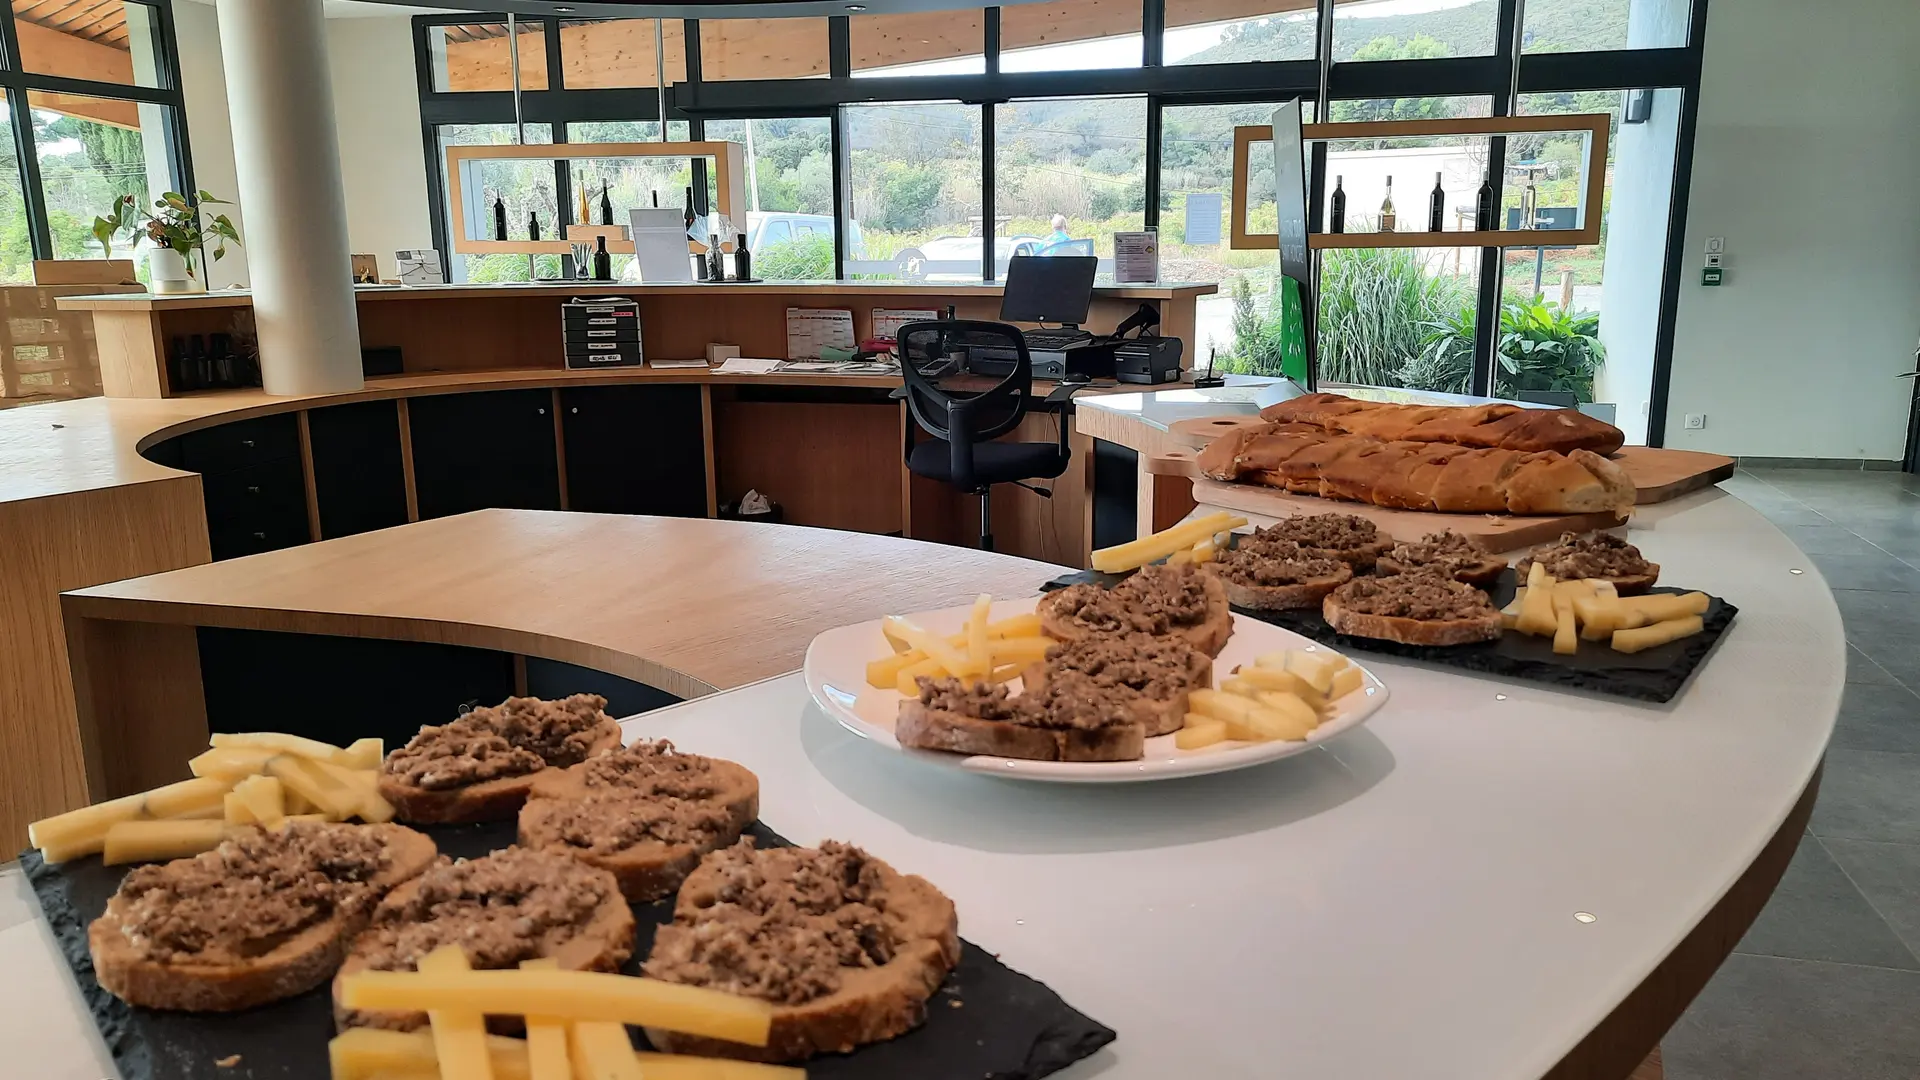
648,357,710,369
712,356,782,375
1114,230,1160,284
785,307,856,360
871,308,940,341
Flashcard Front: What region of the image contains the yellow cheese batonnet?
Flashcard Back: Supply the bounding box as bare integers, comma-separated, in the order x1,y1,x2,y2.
101,819,229,866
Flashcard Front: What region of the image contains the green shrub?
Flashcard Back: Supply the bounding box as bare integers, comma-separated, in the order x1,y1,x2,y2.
757,235,834,281
1317,248,1471,386
1407,294,1607,402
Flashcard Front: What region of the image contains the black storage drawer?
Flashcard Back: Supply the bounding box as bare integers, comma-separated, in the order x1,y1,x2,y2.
177,414,301,475
560,385,707,517
201,459,310,560
408,390,562,519
564,327,642,345
308,401,410,539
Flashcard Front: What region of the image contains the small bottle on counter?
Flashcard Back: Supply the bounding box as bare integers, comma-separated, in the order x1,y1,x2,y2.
734,232,752,282
592,235,611,281
707,234,725,282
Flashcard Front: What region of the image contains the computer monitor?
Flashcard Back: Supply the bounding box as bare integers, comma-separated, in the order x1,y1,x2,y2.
1000,254,1097,326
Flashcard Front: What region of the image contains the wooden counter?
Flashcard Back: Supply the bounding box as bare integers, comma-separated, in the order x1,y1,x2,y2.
61,510,1062,801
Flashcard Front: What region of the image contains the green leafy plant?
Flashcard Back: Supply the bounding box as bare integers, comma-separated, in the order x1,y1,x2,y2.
1403,294,1607,401
93,190,242,276
756,234,834,281
1317,247,1471,386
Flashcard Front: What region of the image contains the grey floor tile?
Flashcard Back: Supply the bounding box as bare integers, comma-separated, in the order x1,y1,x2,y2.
1812,553,1920,593
1735,834,1917,969
1831,682,1920,754
1809,749,1920,843
1824,839,1920,961
1851,646,1901,686
1831,590,1920,644
1778,524,1886,557
1858,645,1920,691
1662,955,1920,1080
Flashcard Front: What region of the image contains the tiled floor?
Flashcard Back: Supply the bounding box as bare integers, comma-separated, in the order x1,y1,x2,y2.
1664,468,1920,1080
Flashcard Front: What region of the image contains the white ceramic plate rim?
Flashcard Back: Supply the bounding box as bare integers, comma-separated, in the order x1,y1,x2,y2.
803,597,1389,783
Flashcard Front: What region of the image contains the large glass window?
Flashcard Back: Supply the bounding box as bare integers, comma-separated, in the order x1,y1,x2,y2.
1333,0,1499,60
995,97,1148,280
0,111,33,284
14,1,165,88
1165,2,1315,65
843,105,980,281
1317,246,1484,393
852,12,986,77
1001,2,1142,73
427,22,547,92
558,20,686,88
705,118,835,281
435,124,558,283
1522,0,1688,52
699,19,830,80
29,91,177,263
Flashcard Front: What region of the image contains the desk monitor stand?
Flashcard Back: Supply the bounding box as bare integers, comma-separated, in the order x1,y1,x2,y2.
1001,255,1097,327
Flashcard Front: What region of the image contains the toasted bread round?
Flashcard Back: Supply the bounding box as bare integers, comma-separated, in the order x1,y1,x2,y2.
645,845,961,1063
1019,638,1210,739
1376,554,1508,587
518,753,760,902
1514,531,1660,596
1323,591,1503,647
332,847,634,1033
89,824,437,1013
1038,570,1234,657
895,700,1145,762
377,706,624,826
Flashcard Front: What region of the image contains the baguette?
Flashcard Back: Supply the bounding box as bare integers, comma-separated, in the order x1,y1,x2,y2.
518,741,760,902
331,847,634,1034
1200,426,1635,517
377,694,624,825
89,822,437,1013
1261,392,1625,455
1322,573,1504,647
1037,563,1233,656
644,840,961,1063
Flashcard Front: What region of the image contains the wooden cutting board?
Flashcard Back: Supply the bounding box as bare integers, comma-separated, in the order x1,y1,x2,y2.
1162,415,1736,505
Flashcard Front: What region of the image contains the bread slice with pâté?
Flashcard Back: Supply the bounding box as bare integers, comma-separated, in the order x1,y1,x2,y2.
643,838,962,1063
376,694,623,825
332,845,634,1033
1202,538,1356,611
895,674,1147,762
88,820,437,1013
1514,530,1660,595
1375,530,1508,586
1019,632,1211,738
1037,562,1234,656
1322,571,1504,647
518,739,760,902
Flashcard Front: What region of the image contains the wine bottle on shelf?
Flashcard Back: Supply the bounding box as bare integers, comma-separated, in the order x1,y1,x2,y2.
592,235,611,281
651,191,659,208
1520,175,1540,230
599,182,614,227
734,232,752,283
707,234,726,282
1476,176,1495,231
1428,172,1445,233
683,185,696,235
576,182,591,228
492,192,508,242
527,211,541,242
1329,175,1346,234
1378,176,1396,233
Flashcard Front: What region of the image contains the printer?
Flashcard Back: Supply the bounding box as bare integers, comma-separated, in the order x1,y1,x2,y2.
1106,303,1183,385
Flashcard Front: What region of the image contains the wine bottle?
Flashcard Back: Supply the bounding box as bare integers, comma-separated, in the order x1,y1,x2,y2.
492,192,508,242
1379,176,1396,233
527,211,540,242
734,232,752,283
599,182,614,227
1329,175,1346,234
683,186,696,235
1428,172,1445,232
707,234,725,282
651,191,659,208
576,181,591,227
1475,177,1495,230
592,235,611,281
1520,175,1540,230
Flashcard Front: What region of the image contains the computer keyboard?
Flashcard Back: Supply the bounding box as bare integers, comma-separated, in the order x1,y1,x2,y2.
1023,329,1092,351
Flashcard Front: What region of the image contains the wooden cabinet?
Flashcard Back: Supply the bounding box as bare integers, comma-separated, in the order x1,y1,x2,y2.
155,413,309,561
559,385,708,517
308,400,410,538
407,389,562,519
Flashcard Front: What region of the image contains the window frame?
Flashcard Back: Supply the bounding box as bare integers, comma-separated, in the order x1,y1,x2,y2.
413,0,1710,444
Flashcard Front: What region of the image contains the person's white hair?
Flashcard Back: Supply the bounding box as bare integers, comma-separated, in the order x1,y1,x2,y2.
1050,214,1068,230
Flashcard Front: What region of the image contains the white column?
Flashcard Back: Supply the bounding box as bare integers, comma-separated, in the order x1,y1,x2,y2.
215,0,362,395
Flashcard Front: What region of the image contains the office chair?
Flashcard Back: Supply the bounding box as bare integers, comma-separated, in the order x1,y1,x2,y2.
893,320,1078,552
1033,238,1095,258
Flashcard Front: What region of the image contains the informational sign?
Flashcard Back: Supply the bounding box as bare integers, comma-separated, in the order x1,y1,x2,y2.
395,249,443,286
1269,101,1313,384
784,307,855,360
1183,192,1223,246
871,308,940,341
1113,230,1160,284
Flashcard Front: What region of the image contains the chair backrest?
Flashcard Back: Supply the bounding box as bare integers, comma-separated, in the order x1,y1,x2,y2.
896,320,1035,490
1034,238,1095,257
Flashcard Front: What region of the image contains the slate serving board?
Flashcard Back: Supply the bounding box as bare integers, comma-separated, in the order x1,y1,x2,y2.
26,821,1113,1080
1042,559,1736,704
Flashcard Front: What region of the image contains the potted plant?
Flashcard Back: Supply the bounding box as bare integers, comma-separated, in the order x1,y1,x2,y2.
93,190,242,294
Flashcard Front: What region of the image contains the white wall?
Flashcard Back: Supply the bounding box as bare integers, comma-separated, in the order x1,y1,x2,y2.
1594,88,1681,446
1663,0,1920,460
172,5,429,288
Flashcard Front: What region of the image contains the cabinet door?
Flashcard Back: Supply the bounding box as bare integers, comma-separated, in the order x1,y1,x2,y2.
408,390,562,519
308,401,410,538
560,385,708,517
202,459,310,560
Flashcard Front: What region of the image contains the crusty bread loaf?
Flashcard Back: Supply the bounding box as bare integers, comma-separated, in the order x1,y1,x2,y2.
1261,392,1625,455
89,823,437,1013
1200,426,1635,517
518,753,760,902
645,842,961,1063
895,700,1146,761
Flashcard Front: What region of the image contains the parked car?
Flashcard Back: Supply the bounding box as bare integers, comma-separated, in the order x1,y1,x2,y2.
743,212,863,259
889,234,1046,280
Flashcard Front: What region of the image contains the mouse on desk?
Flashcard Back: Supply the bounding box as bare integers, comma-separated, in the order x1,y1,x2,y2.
1062,371,1093,385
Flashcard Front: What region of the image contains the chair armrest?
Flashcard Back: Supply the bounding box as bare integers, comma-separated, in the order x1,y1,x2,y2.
1043,384,1081,457
888,385,909,400
1043,384,1082,406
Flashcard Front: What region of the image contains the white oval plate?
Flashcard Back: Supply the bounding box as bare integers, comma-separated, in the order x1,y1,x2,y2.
803,597,1389,783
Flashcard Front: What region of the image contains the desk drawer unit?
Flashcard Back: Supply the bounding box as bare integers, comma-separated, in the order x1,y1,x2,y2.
562,298,643,369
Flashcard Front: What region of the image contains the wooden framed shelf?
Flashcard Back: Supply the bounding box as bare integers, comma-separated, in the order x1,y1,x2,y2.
1231,113,1611,252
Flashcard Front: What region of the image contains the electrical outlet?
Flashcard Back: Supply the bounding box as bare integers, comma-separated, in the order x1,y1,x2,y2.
1684,413,1707,430
1704,236,1725,254
1705,253,1724,267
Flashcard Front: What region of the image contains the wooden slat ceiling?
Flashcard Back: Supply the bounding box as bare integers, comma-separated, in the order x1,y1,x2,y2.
12,0,130,49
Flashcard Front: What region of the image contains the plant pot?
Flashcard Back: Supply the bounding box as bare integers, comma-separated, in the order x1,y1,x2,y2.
148,247,202,294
